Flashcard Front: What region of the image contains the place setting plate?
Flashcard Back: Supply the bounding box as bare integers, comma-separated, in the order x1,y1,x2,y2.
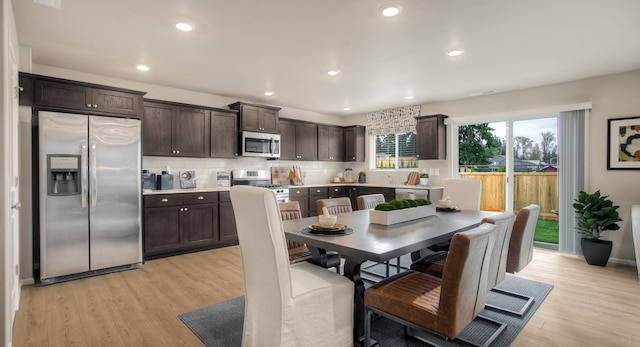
302,223,353,236
435,205,461,212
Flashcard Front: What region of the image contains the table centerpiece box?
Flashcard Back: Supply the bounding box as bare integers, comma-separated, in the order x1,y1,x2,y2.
369,204,436,225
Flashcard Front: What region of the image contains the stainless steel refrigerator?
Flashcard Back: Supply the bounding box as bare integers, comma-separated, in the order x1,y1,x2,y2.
38,111,142,284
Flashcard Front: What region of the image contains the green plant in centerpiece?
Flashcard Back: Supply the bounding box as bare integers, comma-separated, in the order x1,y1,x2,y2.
419,173,429,178
572,190,621,240
374,198,432,211
358,171,366,177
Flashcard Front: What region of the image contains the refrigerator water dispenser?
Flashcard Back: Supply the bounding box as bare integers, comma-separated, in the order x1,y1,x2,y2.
47,154,80,196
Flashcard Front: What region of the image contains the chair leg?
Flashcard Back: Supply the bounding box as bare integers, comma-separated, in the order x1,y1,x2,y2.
364,307,373,347
485,287,535,317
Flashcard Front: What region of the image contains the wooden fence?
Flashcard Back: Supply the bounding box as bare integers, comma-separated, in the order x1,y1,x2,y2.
459,172,558,220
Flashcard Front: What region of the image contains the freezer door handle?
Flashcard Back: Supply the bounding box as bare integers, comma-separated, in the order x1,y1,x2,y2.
90,143,97,208
81,143,88,208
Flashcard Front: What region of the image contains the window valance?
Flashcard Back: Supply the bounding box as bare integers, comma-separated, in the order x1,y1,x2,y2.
366,105,421,135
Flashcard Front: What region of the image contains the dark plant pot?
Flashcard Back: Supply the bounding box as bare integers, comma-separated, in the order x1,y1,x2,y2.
358,175,366,183
581,238,612,266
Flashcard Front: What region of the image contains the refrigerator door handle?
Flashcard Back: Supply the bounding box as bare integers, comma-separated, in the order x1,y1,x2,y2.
81,143,88,209
90,143,98,208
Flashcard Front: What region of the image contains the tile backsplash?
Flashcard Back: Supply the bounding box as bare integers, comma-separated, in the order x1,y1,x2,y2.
143,156,362,189
143,157,447,189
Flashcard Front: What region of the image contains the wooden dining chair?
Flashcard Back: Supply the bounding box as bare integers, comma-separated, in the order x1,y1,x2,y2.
364,223,505,346
316,197,352,215
278,201,341,272
230,186,354,347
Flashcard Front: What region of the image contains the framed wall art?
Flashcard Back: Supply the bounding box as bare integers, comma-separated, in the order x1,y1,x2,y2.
608,116,640,170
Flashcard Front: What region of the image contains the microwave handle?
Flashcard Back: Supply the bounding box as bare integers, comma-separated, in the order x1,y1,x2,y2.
270,137,275,155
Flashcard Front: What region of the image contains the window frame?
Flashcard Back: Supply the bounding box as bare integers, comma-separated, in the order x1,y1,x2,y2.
369,132,418,171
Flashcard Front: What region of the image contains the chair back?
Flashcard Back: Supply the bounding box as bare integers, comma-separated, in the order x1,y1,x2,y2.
507,204,540,273
443,178,482,211
230,186,292,342
482,211,516,288
357,194,385,210
278,201,305,249
438,223,496,337
316,197,352,215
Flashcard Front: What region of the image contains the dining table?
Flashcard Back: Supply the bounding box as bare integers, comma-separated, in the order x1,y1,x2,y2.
282,208,498,346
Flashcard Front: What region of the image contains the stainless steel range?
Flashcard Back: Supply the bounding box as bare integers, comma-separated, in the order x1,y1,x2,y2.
231,169,289,202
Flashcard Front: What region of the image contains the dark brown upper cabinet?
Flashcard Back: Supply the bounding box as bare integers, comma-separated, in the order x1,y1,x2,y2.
210,111,239,158
416,114,447,160
142,100,210,157
317,125,344,161
279,119,317,160
20,73,144,117
344,125,366,162
228,101,280,133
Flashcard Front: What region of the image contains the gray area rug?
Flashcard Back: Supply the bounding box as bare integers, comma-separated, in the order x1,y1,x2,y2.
179,274,552,346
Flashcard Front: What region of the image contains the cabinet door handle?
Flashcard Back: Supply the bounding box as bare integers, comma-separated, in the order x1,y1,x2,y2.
184,207,188,211
316,189,321,193
176,150,180,154
161,198,169,202
86,104,92,108
197,196,204,200
92,104,98,108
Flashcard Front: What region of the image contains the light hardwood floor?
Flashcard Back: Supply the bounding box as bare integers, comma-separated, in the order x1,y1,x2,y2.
12,247,640,346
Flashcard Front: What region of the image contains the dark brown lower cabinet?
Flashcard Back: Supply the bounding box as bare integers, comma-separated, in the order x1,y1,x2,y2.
218,192,238,242
144,192,235,259
144,205,182,255
182,203,218,248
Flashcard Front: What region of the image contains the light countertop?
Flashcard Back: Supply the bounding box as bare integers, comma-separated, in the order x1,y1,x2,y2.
143,183,443,195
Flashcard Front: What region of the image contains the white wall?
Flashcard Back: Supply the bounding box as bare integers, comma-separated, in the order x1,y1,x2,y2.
347,70,640,262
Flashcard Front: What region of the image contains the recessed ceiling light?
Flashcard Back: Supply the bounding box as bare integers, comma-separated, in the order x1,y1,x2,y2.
343,107,351,111
447,49,464,57
327,70,340,76
136,64,150,72
380,4,402,17
264,91,274,96
405,96,415,100
175,22,193,32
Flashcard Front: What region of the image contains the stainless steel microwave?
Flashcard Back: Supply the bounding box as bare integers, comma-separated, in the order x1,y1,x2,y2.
241,131,280,158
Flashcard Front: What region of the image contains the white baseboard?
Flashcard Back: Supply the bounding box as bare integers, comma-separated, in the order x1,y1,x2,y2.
20,278,35,286
608,257,637,268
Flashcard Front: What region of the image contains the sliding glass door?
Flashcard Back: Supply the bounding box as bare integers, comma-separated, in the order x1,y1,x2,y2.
457,116,559,246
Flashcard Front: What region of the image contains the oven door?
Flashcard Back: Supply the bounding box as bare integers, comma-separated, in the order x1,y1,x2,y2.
242,131,280,158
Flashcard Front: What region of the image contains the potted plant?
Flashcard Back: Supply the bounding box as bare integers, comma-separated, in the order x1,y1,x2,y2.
572,190,622,266
419,173,429,186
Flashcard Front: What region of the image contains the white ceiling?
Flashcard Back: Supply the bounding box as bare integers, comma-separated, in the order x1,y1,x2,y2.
12,0,640,116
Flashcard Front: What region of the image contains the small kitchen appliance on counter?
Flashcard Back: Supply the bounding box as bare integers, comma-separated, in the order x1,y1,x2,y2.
231,169,289,202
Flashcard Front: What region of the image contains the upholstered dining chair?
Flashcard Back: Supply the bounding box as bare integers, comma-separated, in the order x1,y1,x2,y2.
426,178,483,253
411,212,514,280
230,186,354,347
442,178,483,211
357,194,385,210
278,201,341,272
357,194,403,277
493,204,540,316
411,211,521,316
316,197,353,215
507,204,541,273
364,223,505,346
